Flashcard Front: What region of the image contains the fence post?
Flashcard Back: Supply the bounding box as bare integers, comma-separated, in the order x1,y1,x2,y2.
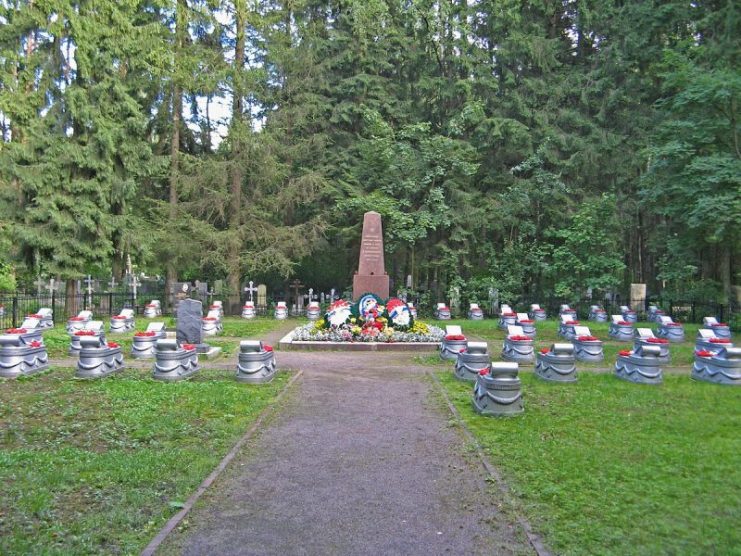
12,295,18,328
719,304,725,323
108,292,113,316
52,290,56,322
691,302,696,323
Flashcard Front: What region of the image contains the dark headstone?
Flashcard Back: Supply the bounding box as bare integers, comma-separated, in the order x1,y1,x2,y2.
352,211,390,300
176,298,203,345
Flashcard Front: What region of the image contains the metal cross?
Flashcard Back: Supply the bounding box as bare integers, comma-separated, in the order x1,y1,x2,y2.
129,274,141,299
84,275,95,296
108,276,117,290
244,280,258,302
308,288,314,301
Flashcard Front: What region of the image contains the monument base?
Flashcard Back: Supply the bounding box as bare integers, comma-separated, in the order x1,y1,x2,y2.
353,274,390,301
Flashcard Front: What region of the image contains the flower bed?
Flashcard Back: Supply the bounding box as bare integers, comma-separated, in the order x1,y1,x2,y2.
290,321,443,343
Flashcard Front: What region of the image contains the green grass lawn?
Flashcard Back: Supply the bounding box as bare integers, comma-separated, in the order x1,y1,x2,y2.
437,371,741,555
429,318,730,368
0,368,291,555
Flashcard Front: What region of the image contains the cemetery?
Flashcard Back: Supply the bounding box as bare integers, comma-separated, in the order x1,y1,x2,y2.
0,1,739,551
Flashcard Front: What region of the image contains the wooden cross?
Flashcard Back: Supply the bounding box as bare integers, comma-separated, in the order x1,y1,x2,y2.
289,279,304,306
244,280,257,302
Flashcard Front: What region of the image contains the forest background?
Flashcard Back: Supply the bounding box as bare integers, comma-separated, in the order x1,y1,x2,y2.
0,0,738,307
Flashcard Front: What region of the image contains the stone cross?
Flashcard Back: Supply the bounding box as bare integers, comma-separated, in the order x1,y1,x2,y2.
46,278,58,294
34,276,46,295
244,280,257,302
330,288,335,302
320,292,325,304
308,288,314,301
108,276,117,291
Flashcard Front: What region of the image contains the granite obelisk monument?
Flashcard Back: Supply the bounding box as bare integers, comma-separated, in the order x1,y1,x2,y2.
353,211,390,300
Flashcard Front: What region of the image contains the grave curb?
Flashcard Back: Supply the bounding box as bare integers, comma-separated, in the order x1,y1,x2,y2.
278,331,440,351
140,369,303,556
428,371,552,556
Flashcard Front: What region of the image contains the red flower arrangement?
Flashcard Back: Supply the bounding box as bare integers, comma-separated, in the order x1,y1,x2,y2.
444,334,466,341
616,321,632,326
459,348,466,353
210,305,219,309
478,368,490,376
27,314,43,319
646,337,669,344
711,323,728,327
135,331,156,337
709,338,731,344
145,303,156,307
577,335,599,342
75,330,97,336
665,322,682,327
618,350,632,357
501,312,516,317
508,335,532,341
112,315,127,320
202,317,217,321
518,319,534,324
564,320,580,325
263,344,274,352
107,341,120,349
69,316,84,321
29,340,42,348
695,350,714,358
6,328,27,334
540,347,550,354
182,343,196,351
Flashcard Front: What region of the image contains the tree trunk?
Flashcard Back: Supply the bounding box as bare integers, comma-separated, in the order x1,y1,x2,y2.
226,0,247,313
165,0,186,310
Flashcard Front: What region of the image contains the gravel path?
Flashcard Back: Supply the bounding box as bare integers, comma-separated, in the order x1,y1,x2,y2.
159,349,534,556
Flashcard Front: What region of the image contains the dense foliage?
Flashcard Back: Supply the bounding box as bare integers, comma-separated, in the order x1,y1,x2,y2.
0,0,738,303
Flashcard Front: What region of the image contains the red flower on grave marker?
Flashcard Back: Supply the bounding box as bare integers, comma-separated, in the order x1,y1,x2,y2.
135,331,156,337
146,303,156,307
617,321,632,326
459,348,466,353
540,347,550,354
518,319,534,324
646,337,668,344
29,340,42,348
618,350,632,357
508,335,532,341
28,314,43,318
444,334,466,341
75,330,96,336
69,316,84,321
665,322,682,327
711,323,728,327
501,312,516,317
478,368,490,376
203,317,217,321
695,350,713,358
112,315,127,319
263,344,274,352
107,341,120,348
6,328,27,334
709,338,731,344
182,344,196,351
577,335,599,342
